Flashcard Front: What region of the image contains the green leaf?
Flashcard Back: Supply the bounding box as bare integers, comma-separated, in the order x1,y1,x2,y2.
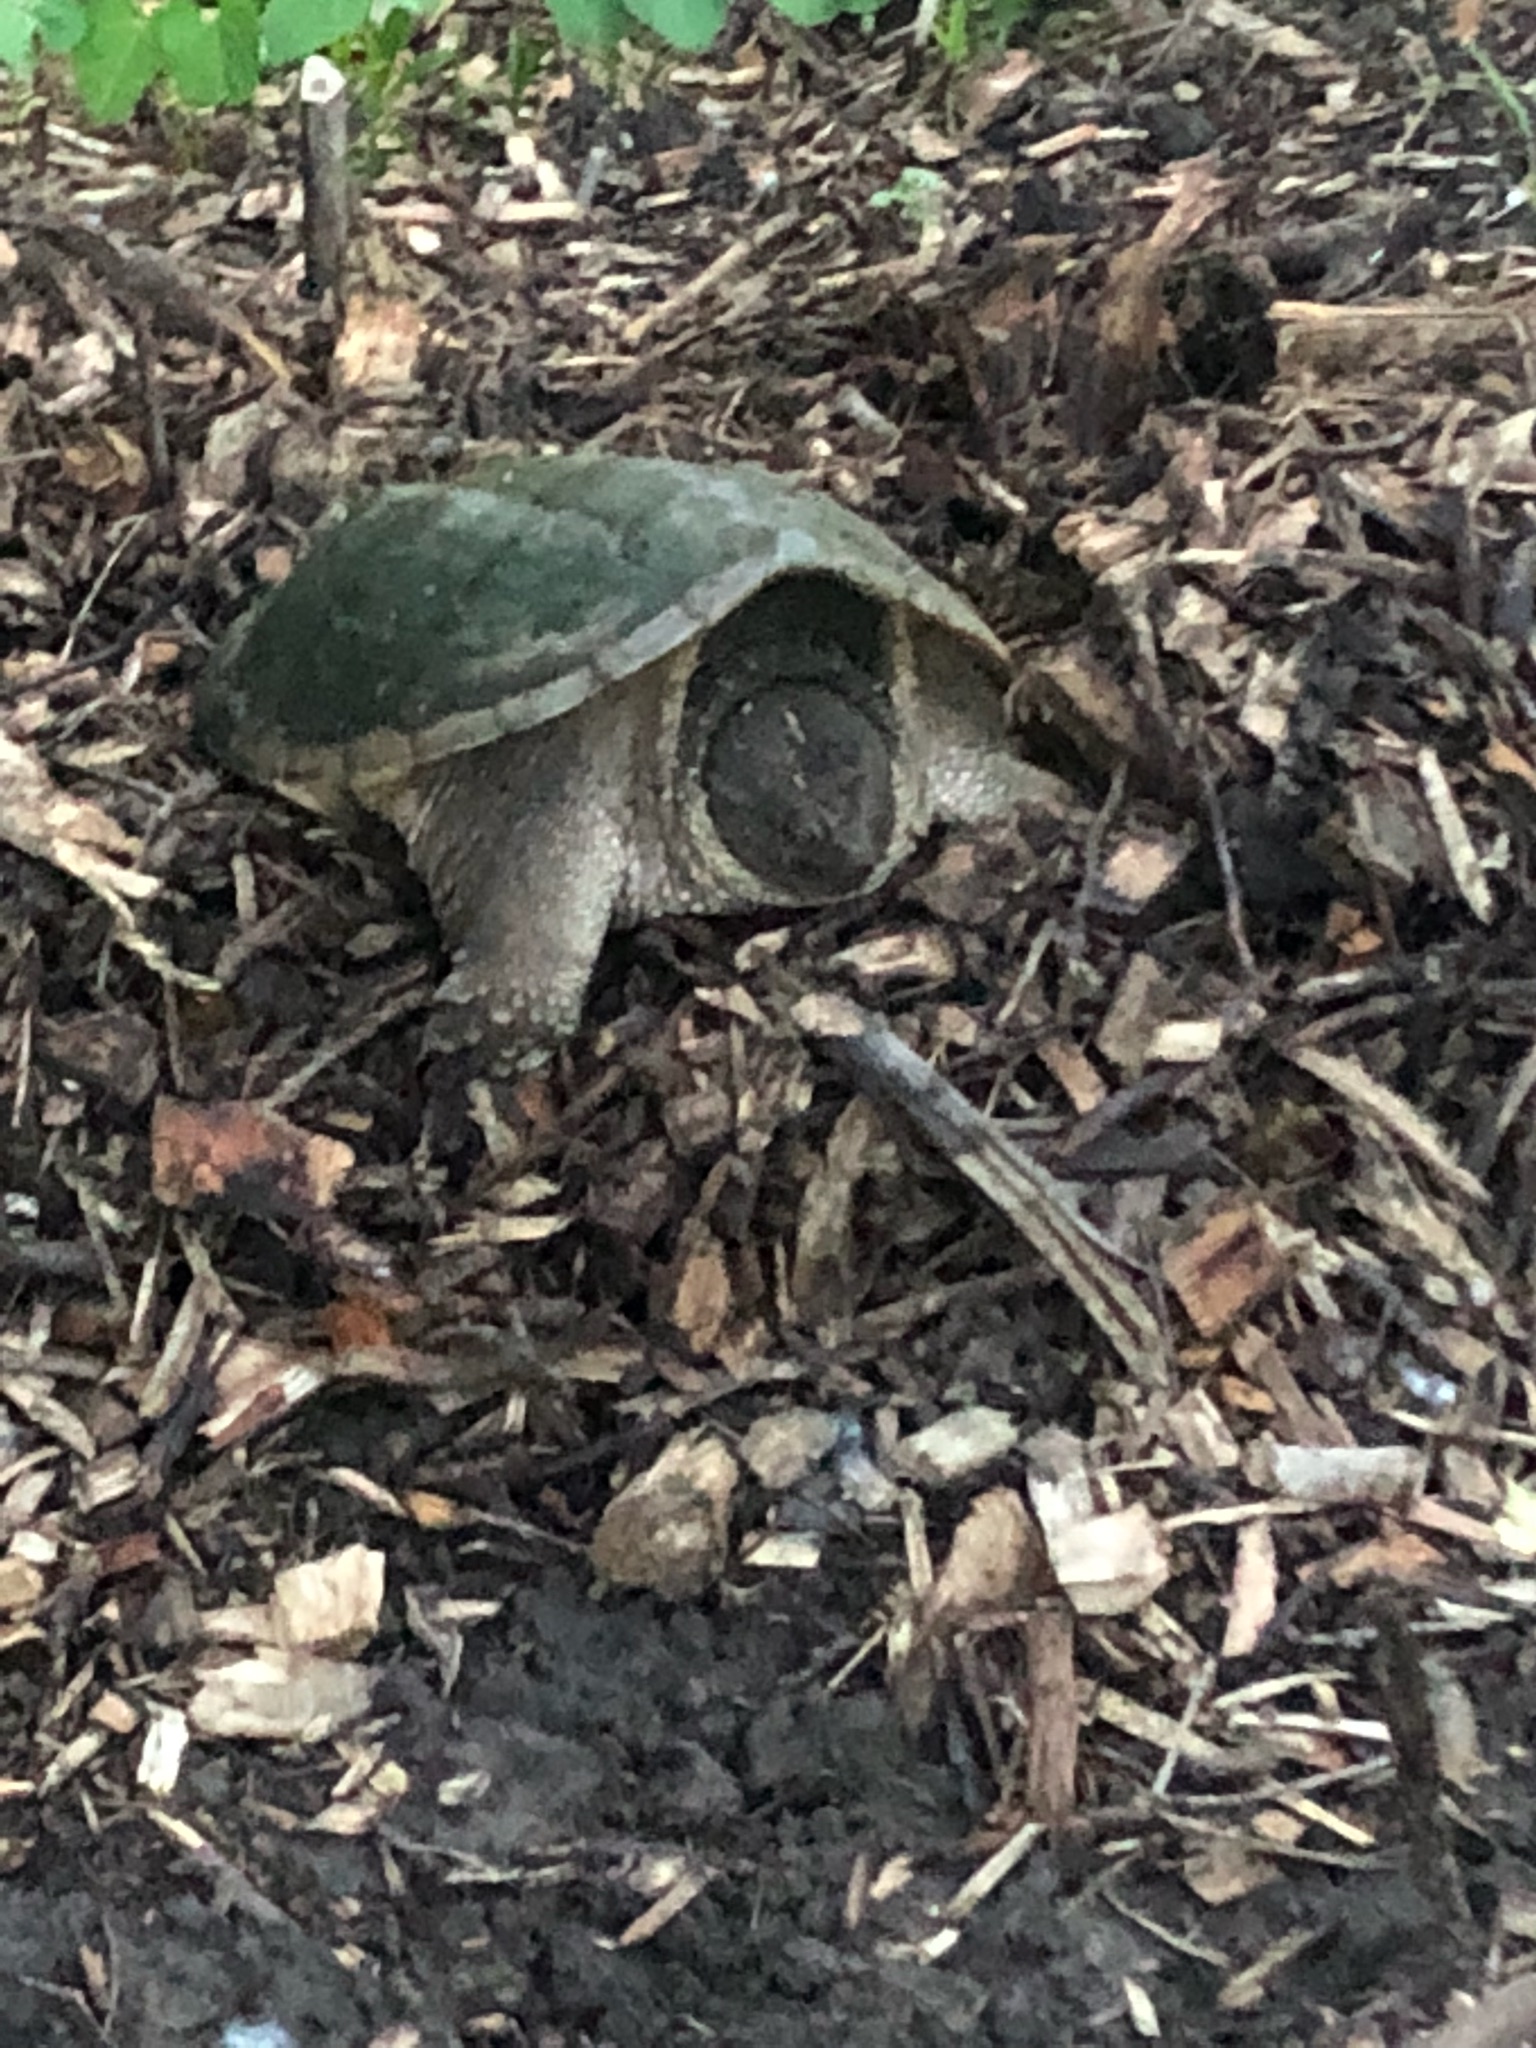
153,0,258,106
259,0,369,66
72,0,160,120
542,0,631,48
770,0,862,23
154,0,224,103
0,0,89,72
37,0,88,50
368,4,416,63
622,0,724,49
0,2,42,71
217,0,259,97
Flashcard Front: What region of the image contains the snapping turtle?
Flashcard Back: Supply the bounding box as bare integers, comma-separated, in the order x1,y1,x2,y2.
198,454,1051,1063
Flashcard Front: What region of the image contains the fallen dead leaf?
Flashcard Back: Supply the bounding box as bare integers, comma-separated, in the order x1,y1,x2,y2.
39,1006,160,1107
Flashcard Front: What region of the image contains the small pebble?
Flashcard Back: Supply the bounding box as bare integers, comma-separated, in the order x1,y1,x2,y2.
223,2022,299,2048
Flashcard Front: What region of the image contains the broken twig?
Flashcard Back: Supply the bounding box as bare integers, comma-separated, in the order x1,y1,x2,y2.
300,55,350,304
793,994,1168,1385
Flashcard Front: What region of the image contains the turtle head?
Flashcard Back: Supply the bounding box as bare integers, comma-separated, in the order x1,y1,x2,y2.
701,680,896,899
684,573,906,902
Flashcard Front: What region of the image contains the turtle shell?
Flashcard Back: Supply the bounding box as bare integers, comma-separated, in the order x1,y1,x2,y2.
196,454,1009,810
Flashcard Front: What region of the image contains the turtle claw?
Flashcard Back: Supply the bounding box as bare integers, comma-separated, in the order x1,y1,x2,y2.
423,955,578,1072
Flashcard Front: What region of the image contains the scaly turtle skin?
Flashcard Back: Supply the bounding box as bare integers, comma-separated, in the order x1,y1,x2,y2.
197,454,1054,1064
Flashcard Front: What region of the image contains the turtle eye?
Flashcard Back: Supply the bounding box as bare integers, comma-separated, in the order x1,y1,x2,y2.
702,683,896,900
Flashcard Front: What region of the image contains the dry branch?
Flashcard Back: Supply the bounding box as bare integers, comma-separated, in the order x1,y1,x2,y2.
793,994,1167,1384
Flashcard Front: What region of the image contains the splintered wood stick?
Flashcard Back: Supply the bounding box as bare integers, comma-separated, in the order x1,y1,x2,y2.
300,55,350,303
793,993,1168,1385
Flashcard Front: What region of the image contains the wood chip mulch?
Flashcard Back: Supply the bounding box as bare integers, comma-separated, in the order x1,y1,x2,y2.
3,1,1536,2043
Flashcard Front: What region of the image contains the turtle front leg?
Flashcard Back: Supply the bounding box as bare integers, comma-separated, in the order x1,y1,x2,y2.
392,714,632,1067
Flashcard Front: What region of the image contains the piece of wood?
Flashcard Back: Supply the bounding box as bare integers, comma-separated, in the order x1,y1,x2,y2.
794,993,1167,1384
300,55,350,303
